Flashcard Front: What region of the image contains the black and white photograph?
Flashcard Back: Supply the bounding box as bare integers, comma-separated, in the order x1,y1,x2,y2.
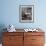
19,5,34,23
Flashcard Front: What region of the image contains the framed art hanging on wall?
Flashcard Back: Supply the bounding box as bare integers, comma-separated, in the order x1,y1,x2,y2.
19,5,34,23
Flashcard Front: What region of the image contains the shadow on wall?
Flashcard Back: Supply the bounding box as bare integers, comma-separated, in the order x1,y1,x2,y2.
0,24,7,43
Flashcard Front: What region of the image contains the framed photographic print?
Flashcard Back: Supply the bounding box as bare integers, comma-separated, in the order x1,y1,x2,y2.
19,5,34,23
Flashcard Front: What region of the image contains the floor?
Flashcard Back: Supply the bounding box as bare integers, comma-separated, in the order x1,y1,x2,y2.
0,44,2,46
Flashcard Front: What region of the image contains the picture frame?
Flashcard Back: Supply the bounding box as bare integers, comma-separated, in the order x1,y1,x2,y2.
19,5,34,23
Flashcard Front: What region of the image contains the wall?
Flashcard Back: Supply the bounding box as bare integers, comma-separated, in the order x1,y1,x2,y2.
0,0,46,29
